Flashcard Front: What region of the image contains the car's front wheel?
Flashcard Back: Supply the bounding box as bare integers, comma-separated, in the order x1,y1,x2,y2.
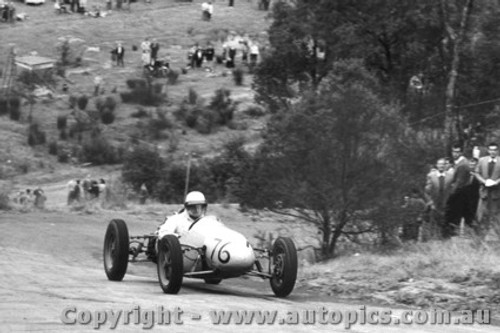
103,219,129,281
270,237,298,297
157,235,184,294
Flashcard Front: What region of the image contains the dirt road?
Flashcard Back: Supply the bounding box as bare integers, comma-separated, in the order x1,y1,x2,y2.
0,210,496,332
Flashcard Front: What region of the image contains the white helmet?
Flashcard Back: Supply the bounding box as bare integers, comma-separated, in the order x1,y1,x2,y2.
184,191,207,220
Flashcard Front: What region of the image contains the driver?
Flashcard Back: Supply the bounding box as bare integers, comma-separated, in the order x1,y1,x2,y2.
157,191,207,239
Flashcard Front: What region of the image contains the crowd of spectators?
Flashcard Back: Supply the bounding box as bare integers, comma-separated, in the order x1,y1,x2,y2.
67,175,106,205
401,142,500,242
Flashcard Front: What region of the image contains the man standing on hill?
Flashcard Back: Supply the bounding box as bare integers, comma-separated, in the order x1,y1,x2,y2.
444,144,470,238
424,158,453,239
474,142,500,238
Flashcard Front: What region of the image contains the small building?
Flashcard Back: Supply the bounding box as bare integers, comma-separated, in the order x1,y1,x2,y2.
15,55,55,71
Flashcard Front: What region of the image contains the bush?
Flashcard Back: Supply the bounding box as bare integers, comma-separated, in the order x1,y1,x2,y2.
167,70,179,85
187,87,199,105
122,145,165,192
57,115,67,130
0,192,11,211
209,88,236,125
120,85,164,106
100,109,115,125
80,135,121,165
195,110,216,134
233,67,245,86
95,96,118,113
59,129,68,140
126,78,147,90
58,148,71,163
69,95,78,109
0,97,21,116
77,95,88,110
243,105,266,118
9,106,21,121
48,141,58,155
28,123,46,146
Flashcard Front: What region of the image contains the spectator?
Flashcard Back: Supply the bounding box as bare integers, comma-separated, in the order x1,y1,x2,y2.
33,187,46,209
226,47,236,68
141,37,151,66
444,144,470,238
203,43,215,71
201,1,212,21
139,183,148,204
94,75,103,96
89,180,100,198
115,42,125,67
150,39,160,63
249,42,259,69
401,189,427,242
424,158,454,239
82,175,92,200
474,142,500,238
466,157,481,232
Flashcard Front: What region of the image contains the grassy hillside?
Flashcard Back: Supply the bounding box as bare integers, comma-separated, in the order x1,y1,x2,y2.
0,0,269,180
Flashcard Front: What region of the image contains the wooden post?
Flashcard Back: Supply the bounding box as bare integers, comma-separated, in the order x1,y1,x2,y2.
184,153,192,199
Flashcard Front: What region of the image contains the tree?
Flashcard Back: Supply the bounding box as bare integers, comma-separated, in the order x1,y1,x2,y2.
122,145,164,193
242,61,407,258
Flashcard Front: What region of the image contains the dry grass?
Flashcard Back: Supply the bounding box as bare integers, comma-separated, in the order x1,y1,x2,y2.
303,239,500,282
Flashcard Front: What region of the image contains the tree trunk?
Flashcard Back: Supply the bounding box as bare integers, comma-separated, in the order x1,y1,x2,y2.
442,0,474,151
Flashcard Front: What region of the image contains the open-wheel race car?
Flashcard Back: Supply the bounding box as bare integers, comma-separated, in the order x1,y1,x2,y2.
103,213,298,297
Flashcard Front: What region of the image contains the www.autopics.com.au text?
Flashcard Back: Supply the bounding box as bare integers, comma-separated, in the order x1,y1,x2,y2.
60,305,491,329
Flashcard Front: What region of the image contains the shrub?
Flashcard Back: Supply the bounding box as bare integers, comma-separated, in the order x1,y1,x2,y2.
0,191,11,211
243,105,266,118
187,87,199,105
9,105,21,121
28,123,46,146
126,78,147,90
167,70,179,85
57,115,67,129
100,109,115,125
77,95,88,110
69,95,78,109
59,129,68,140
209,88,236,125
80,135,121,165
96,95,117,113
233,67,244,86
48,141,58,155
0,97,21,116
57,149,71,163
195,110,216,134
122,145,165,192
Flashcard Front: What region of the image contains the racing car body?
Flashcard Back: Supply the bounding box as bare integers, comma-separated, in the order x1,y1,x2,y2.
103,214,298,297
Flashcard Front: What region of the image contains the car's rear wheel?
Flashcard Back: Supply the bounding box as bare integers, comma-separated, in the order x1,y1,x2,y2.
270,237,297,297
103,219,129,281
157,235,184,294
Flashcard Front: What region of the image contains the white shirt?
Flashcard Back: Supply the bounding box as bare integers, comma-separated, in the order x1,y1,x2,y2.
250,43,259,55
158,210,195,239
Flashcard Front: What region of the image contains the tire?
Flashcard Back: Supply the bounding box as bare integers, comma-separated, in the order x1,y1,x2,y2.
103,219,129,281
157,235,184,294
204,278,222,285
270,237,298,297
